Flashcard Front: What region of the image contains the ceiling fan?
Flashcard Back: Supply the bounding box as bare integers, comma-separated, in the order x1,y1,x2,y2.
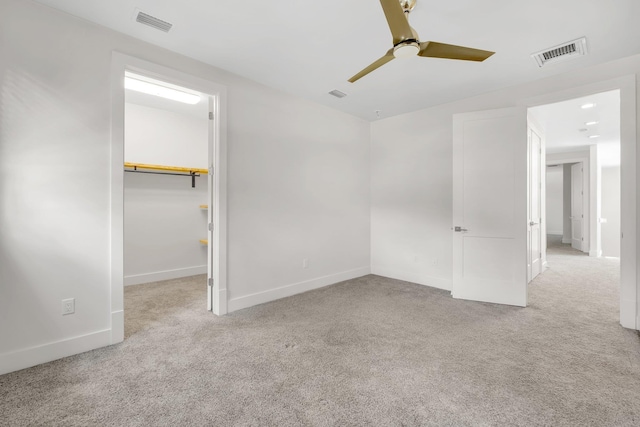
348,0,495,83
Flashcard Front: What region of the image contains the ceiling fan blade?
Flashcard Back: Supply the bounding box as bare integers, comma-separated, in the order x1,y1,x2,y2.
348,49,395,83
418,41,495,62
380,0,415,44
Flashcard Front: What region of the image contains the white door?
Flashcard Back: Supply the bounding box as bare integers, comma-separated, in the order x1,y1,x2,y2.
528,127,542,282
453,107,528,307
570,163,584,251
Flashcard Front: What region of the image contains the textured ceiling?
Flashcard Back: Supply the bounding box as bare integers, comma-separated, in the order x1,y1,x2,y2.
33,0,640,120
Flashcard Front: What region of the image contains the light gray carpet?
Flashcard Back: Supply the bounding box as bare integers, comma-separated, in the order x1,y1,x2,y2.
2,245,640,426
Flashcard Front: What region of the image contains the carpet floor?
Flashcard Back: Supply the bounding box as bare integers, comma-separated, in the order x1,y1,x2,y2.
2,244,640,426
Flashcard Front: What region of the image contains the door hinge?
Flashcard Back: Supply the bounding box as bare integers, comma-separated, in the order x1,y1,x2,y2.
208,223,213,231
582,237,584,241
209,112,214,120
208,278,213,287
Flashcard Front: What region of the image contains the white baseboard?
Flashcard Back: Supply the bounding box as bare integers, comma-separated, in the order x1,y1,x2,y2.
371,266,453,291
228,266,370,312
124,265,206,286
0,329,111,376
562,237,571,244
547,231,563,236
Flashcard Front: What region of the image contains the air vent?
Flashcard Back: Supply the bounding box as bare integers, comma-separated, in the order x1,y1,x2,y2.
328,90,347,98
531,37,588,67
136,11,173,32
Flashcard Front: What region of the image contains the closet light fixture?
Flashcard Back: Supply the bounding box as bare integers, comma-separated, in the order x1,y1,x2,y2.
585,121,599,126
589,134,600,139
124,77,201,104
581,103,596,109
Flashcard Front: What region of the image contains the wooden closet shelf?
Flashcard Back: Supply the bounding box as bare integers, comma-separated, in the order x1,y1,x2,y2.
125,162,208,174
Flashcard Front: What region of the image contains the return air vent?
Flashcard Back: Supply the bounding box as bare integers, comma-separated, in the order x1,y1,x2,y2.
531,37,588,67
328,90,347,98
135,11,173,32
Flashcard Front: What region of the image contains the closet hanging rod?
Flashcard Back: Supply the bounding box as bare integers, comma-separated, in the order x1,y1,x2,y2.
124,162,208,188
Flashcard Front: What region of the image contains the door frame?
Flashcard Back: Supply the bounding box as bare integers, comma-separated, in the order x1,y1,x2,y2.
520,75,636,329
570,161,587,251
546,155,590,254
109,53,229,344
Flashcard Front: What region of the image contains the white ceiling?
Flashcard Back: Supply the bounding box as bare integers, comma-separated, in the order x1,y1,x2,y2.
34,0,640,121
530,90,620,167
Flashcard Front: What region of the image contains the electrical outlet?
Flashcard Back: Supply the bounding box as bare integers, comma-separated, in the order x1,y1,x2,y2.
302,258,309,269
62,298,75,315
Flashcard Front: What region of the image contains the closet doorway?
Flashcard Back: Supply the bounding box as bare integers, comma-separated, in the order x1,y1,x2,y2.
110,54,228,345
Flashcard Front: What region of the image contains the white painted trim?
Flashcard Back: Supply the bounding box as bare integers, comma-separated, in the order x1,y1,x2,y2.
228,267,371,312
0,330,111,376
562,237,572,244
371,266,452,291
124,266,207,286
547,231,563,235
110,52,229,336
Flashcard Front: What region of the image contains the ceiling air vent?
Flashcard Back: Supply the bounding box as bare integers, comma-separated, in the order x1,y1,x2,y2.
531,37,588,68
328,90,347,99
135,11,173,32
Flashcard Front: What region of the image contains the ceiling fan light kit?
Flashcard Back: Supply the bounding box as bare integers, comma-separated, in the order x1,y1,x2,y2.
394,42,420,58
349,0,494,83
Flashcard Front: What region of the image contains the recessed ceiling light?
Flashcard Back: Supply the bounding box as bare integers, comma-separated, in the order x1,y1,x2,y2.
124,77,201,104
589,135,600,139
581,103,596,109
585,121,599,126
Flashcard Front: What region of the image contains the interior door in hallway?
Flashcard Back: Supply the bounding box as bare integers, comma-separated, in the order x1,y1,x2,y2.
528,126,543,282
453,107,528,307
571,163,584,251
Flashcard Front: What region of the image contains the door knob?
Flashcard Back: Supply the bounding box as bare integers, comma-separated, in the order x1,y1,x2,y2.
453,226,468,232
529,221,538,226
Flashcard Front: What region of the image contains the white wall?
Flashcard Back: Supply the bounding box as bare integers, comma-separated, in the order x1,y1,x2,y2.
0,0,370,374
371,57,638,326
124,103,209,285
125,103,208,169
602,166,621,257
546,166,564,235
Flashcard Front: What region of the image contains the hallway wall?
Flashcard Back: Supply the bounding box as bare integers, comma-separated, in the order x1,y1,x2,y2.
602,166,621,257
